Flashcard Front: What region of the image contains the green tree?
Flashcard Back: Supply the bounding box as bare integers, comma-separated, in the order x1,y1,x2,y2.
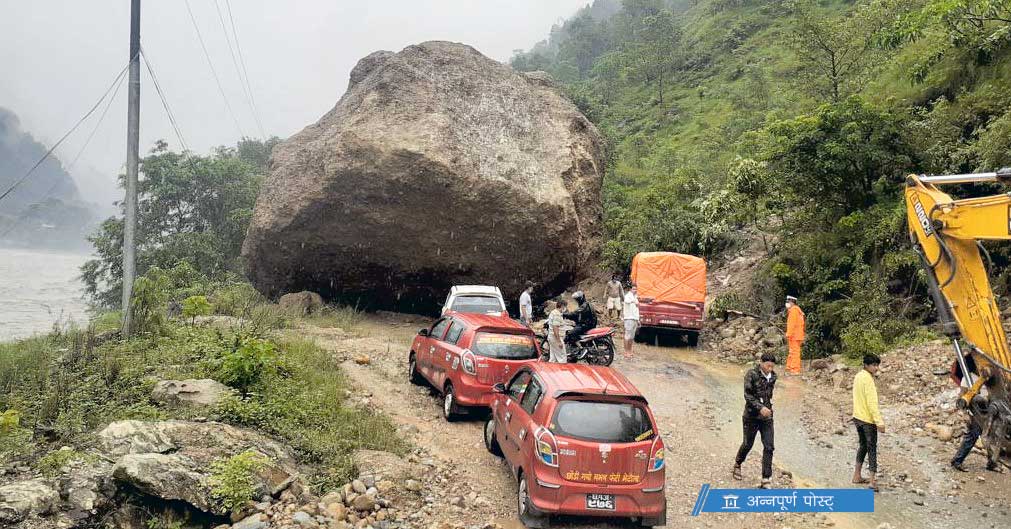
753,97,917,215
787,0,898,102
623,9,684,105
182,295,213,325
82,138,276,307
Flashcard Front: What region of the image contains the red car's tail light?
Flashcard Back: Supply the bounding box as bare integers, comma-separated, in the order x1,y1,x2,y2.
461,349,477,375
534,427,559,467
648,437,665,472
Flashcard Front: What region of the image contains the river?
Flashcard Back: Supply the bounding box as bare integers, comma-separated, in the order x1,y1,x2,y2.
0,246,91,341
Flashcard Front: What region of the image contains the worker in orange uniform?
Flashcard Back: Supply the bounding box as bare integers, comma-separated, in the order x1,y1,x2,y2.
784,295,805,375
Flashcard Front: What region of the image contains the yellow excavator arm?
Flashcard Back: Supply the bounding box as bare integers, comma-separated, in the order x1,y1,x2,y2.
905,169,1011,466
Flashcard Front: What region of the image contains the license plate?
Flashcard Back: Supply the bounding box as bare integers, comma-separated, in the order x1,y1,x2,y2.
586,493,615,510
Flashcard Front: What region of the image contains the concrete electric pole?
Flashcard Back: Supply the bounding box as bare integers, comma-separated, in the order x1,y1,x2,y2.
122,0,141,336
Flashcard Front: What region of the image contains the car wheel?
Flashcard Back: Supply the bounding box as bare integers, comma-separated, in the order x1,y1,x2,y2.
443,383,462,421
685,331,700,348
484,419,503,457
408,354,425,385
517,471,549,528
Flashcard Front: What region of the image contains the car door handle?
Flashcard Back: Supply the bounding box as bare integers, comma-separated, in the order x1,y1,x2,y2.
504,412,512,423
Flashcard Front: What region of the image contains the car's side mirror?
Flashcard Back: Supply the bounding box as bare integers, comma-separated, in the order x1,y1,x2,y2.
492,383,507,394
418,328,430,337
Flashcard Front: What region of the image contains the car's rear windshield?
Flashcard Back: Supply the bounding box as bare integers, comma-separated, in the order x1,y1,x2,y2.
550,400,654,443
451,295,502,314
471,332,538,360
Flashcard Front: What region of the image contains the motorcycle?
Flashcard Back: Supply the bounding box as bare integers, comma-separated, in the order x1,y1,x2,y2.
538,325,616,366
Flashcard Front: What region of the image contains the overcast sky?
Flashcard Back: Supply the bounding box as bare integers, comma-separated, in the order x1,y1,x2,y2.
0,0,587,209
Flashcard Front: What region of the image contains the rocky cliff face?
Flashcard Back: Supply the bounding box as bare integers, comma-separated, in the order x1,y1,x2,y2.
242,41,604,311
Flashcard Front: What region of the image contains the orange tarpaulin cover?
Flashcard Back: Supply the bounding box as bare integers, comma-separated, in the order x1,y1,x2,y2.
630,252,706,304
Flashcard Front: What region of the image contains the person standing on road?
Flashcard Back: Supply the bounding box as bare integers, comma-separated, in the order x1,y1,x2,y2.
546,299,568,363
949,352,999,472
784,295,806,375
852,354,884,491
605,274,625,320
622,283,640,358
733,352,777,489
519,282,534,326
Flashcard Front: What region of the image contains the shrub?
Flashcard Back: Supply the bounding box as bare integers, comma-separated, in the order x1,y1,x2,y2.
208,450,271,512
209,282,263,317
216,338,278,393
130,268,172,335
840,324,888,360
0,410,33,464
182,295,213,324
37,448,92,477
708,292,741,321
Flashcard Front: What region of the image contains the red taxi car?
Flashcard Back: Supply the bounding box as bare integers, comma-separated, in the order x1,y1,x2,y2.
484,363,666,527
408,313,542,420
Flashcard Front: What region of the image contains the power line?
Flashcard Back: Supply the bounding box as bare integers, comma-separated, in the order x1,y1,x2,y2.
182,0,246,138
224,0,267,139
0,61,129,240
213,0,265,138
141,46,189,152
0,58,132,206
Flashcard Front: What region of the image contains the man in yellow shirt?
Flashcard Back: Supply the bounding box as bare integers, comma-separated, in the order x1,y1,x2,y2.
852,354,885,490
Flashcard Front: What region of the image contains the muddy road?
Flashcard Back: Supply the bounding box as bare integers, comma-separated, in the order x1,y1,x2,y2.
302,313,1011,529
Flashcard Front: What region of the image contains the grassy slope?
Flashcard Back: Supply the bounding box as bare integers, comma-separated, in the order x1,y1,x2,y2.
0,306,405,492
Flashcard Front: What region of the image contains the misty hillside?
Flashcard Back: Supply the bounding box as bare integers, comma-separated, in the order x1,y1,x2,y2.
1,106,95,248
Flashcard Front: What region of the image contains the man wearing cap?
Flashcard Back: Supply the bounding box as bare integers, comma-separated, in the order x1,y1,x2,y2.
785,295,805,375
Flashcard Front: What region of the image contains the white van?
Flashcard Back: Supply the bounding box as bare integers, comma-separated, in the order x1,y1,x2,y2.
441,285,507,317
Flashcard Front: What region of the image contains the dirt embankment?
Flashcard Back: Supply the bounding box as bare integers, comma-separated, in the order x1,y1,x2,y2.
295,309,1011,529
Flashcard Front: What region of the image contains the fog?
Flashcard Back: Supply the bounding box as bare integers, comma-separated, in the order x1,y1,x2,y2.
0,0,588,211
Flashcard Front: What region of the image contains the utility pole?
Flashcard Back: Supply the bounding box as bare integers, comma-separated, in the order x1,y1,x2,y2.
122,0,141,336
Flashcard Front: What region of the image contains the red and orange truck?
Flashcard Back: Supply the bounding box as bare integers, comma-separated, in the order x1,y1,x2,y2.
630,252,707,346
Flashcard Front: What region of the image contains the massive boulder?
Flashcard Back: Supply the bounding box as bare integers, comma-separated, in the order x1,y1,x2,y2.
242,41,604,311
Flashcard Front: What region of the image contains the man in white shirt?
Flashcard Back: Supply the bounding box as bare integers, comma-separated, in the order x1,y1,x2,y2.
546,299,568,363
519,282,534,326
622,283,640,357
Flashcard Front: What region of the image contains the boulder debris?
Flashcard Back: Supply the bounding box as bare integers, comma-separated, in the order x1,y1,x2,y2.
242,41,605,311
278,291,325,315
151,378,235,408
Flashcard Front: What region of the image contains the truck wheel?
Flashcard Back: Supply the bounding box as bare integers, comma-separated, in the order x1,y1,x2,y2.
517,471,549,528
484,419,503,457
443,383,463,421
408,354,425,386
685,332,700,348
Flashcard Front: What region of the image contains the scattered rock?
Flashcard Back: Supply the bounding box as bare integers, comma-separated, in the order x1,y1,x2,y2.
0,479,59,523
291,510,317,526
354,355,372,366
352,479,367,494
232,513,268,529
278,291,325,315
151,379,235,408
811,359,831,370
351,494,376,512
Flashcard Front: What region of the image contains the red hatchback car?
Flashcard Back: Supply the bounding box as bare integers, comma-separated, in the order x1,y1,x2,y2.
484,363,666,528
409,312,542,420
